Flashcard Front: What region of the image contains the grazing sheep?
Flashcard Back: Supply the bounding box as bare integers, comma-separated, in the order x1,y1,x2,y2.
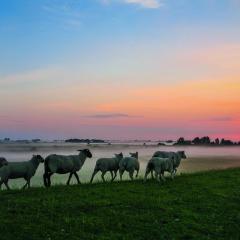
43,149,92,187
0,155,44,190
0,157,8,168
90,153,123,183
152,151,187,175
144,157,174,182
119,152,140,181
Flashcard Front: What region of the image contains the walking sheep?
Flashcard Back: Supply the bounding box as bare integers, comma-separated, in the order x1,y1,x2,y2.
144,157,174,182
0,155,44,190
90,153,123,183
0,157,8,168
152,151,187,175
119,152,140,181
43,149,92,187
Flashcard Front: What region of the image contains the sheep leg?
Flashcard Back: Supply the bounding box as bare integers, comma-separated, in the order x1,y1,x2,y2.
101,171,106,182
67,173,73,185
135,168,139,178
110,171,114,182
160,173,166,182
90,169,98,183
47,173,53,187
73,172,81,184
43,173,49,187
119,170,124,181
154,172,160,182
129,171,134,181
22,182,28,190
4,181,10,190
144,168,151,182
112,170,118,181
27,179,31,188
151,170,154,179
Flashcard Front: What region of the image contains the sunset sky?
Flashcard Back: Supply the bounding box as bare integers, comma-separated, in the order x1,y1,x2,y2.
0,0,240,140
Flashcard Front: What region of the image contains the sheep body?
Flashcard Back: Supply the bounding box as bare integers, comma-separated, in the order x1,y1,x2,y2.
90,153,123,183
43,149,92,187
0,157,8,168
153,151,186,174
144,157,174,182
119,152,140,180
0,155,44,190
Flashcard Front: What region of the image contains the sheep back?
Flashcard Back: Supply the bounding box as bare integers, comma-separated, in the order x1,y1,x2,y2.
45,154,82,173
0,162,33,181
148,157,173,174
95,158,119,172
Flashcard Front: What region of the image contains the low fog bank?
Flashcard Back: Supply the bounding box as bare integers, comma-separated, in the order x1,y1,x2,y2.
0,143,240,189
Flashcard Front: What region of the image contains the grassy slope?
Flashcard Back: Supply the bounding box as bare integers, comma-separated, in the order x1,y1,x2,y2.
0,168,240,240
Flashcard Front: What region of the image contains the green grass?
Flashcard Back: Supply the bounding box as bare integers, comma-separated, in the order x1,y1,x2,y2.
0,168,240,240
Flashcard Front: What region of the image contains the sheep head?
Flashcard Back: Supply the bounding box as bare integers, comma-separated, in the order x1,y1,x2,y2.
178,151,187,159
0,157,8,167
130,152,138,159
33,155,44,163
78,149,92,158
115,152,123,160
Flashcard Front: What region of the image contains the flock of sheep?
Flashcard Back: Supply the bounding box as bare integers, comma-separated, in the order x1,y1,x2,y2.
0,149,187,190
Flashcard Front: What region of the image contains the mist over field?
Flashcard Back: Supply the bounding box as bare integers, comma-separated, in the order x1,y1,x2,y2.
1,142,240,189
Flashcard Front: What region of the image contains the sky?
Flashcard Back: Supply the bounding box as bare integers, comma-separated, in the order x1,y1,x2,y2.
0,0,240,140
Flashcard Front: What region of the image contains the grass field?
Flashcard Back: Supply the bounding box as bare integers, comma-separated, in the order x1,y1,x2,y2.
0,168,240,240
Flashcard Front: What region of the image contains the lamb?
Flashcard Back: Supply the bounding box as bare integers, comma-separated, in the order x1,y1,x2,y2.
0,155,44,190
90,153,123,183
152,151,187,175
144,156,174,182
43,149,92,187
0,157,8,168
119,152,140,181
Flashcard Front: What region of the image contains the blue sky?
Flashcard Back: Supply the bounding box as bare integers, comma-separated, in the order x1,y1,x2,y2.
0,0,240,139
1,0,239,76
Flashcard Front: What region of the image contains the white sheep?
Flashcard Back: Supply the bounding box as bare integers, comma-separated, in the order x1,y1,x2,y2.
90,153,123,183
144,157,175,182
0,155,44,190
152,151,187,175
119,152,140,181
43,149,92,187
0,157,8,168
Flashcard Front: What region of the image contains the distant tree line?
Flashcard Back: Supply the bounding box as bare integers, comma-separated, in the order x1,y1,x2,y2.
0,138,41,143
65,139,105,144
175,136,240,146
